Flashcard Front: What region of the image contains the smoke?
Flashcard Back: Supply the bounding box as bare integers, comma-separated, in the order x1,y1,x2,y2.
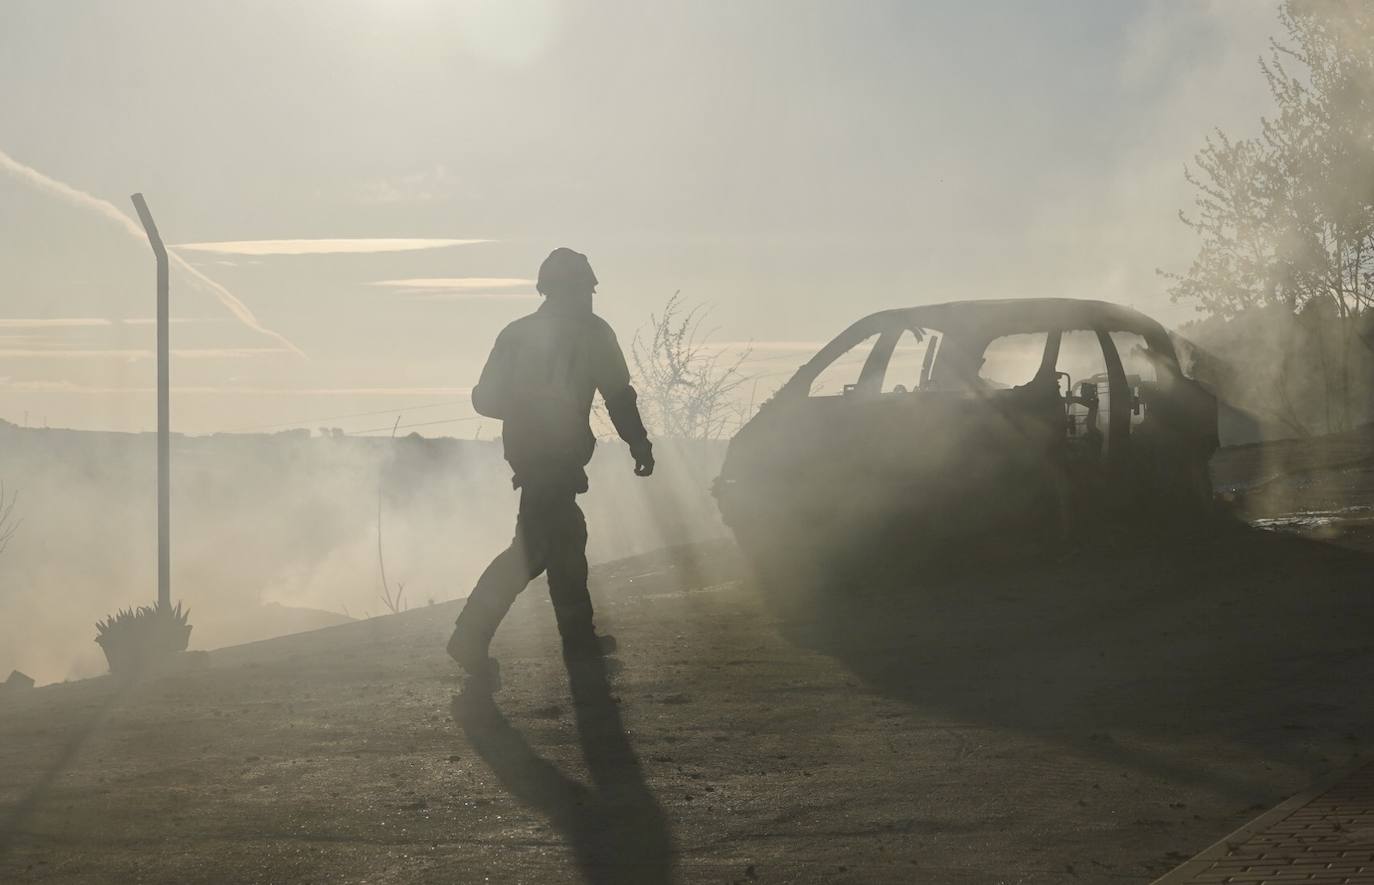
0,149,305,358
0,423,725,685
1179,307,1374,442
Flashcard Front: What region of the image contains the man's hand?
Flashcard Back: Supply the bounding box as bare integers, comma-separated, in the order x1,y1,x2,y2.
631,441,655,477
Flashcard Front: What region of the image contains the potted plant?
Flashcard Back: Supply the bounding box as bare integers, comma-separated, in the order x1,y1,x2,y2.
95,599,192,675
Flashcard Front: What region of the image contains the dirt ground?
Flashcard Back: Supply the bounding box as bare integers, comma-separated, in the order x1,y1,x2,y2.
2,435,1374,884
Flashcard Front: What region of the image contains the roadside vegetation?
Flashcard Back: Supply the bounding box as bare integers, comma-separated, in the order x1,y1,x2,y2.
0,482,17,557
1167,0,1374,435
630,293,755,441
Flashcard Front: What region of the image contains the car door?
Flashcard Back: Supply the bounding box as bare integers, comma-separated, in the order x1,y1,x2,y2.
1050,327,1134,521
716,317,908,549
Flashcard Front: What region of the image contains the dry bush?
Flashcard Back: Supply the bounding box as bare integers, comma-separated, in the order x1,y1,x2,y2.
631,292,753,440
0,482,17,557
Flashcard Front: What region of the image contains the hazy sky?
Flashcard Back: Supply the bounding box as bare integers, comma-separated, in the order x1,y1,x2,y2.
1,0,1280,434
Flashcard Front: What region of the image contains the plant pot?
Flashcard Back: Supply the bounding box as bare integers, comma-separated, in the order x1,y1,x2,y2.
94,601,193,675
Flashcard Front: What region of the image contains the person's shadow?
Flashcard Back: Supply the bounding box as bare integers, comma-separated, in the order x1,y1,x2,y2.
452,657,673,885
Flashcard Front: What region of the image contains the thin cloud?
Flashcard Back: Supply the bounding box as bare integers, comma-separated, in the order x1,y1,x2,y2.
0,148,305,357
120,317,227,326
0,349,152,360
0,318,113,329
352,165,459,205
372,277,533,289
0,335,64,344
174,238,490,256
373,276,540,301
173,348,293,359
0,317,221,329
0,348,291,360
2,380,472,396
399,291,538,302
714,340,827,352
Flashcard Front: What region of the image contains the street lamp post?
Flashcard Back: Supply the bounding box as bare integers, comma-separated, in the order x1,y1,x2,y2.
130,193,170,610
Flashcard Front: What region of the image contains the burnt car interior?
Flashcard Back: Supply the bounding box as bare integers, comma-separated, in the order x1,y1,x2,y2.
788,301,1197,475
720,300,1218,548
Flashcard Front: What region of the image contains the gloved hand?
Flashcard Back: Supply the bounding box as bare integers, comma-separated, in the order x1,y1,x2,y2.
631,441,655,477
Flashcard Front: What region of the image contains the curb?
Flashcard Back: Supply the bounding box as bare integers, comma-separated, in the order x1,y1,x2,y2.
1151,756,1371,884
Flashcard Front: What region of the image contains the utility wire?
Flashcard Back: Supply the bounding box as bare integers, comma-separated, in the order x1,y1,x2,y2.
351,415,485,435
229,399,472,433
215,348,820,437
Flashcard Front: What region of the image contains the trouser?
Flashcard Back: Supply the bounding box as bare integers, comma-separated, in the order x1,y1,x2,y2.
451,480,593,657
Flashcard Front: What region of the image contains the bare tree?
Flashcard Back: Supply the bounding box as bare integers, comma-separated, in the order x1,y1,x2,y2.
377,417,408,615
1164,0,1374,432
0,482,18,557
380,580,407,616
631,293,754,440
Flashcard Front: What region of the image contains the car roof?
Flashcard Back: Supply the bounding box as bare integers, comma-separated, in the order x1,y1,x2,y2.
785,298,1180,394
863,298,1171,345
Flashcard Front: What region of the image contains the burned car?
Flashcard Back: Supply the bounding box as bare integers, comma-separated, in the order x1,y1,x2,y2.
714,299,1218,564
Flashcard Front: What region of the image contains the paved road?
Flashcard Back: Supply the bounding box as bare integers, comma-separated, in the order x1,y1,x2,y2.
2,532,1373,884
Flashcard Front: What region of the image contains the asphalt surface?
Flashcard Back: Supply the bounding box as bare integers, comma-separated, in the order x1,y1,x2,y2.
2,505,1374,884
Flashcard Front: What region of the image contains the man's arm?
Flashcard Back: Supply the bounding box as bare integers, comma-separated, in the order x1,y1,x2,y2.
596,325,654,476
604,385,653,473
470,329,513,419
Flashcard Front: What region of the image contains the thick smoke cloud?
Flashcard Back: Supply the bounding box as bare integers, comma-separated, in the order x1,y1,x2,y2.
0,423,725,684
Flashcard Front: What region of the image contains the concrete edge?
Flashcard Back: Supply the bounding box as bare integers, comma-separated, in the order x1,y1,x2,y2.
1150,756,1371,885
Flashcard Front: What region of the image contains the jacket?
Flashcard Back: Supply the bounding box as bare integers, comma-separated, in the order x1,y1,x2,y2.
472,297,650,486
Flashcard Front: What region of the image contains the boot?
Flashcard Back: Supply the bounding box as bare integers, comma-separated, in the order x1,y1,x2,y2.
555,602,616,661
447,603,502,688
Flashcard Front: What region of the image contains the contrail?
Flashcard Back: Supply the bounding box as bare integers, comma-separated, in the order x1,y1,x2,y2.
0,148,306,358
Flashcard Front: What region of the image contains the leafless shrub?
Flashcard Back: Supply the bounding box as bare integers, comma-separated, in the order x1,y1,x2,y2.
0,483,18,557
380,580,407,616
377,417,409,615
631,292,753,440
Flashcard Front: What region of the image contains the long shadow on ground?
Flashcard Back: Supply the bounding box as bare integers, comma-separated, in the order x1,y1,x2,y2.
753,523,1374,804
452,656,674,885
0,683,127,861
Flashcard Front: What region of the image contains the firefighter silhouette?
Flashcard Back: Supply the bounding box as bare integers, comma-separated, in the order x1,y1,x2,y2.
447,248,654,685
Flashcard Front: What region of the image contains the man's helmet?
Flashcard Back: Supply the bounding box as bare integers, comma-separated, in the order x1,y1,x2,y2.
537,247,598,297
